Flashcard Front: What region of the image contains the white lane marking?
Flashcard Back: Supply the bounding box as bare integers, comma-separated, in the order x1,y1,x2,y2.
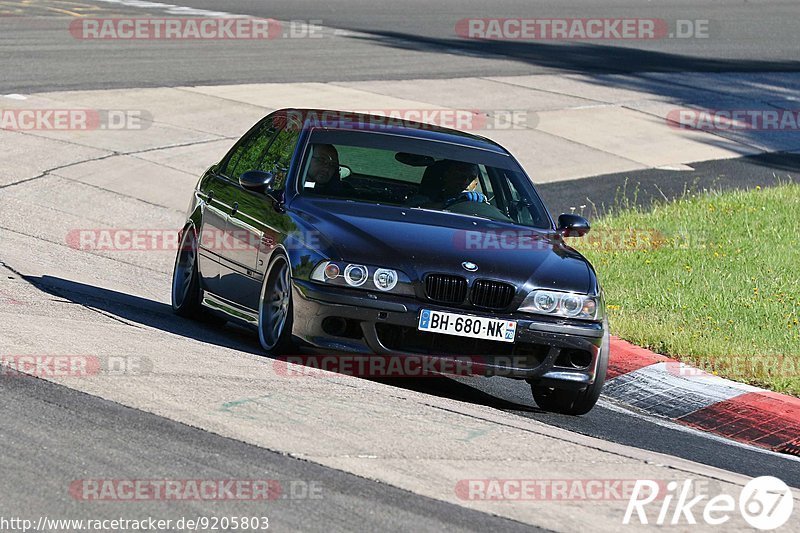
333,28,372,38
88,0,242,18
3,94,27,100
655,164,695,171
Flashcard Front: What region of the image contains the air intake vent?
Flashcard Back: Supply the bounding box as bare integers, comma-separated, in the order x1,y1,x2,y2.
424,274,467,304
470,279,516,309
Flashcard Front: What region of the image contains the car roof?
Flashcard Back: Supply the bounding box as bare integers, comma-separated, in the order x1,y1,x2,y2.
274,108,510,155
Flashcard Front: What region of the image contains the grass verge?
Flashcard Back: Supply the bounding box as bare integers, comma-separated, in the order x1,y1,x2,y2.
570,182,800,396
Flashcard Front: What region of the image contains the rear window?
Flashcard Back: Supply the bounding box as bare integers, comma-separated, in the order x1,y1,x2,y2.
337,145,424,183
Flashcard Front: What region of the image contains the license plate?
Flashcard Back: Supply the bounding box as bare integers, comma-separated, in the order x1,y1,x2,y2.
418,309,517,343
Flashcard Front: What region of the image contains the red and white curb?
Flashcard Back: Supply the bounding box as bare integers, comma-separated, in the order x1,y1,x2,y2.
606,337,800,457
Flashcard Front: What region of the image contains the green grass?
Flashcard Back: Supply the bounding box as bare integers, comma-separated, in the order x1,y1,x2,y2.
569,183,800,396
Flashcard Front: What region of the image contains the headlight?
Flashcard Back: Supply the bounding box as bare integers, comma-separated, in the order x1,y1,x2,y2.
519,289,602,320
344,264,368,287
311,261,413,295
373,268,398,291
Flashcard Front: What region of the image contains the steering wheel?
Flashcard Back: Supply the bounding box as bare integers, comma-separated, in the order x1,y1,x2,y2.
443,191,489,209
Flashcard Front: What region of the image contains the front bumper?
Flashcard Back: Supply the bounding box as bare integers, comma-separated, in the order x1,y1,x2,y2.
291,279,607,389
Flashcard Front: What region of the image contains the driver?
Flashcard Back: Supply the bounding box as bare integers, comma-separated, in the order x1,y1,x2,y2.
305,144,354,196
440,161,480,201
409,160,481,209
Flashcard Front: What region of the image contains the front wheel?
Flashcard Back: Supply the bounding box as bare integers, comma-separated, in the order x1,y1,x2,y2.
258,253,295,355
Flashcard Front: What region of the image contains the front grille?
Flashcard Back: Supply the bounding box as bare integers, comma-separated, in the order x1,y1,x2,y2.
470,279,516,309
424,274,467,304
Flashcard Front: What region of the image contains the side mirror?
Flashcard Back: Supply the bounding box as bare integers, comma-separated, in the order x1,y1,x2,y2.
239,170,275,193
557,214,591,237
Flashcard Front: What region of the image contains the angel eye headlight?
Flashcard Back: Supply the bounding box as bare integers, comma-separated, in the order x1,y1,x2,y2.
533,292,558,312
519,290,602,320
344,264,368,287
561,295,582,317
373,268,398,291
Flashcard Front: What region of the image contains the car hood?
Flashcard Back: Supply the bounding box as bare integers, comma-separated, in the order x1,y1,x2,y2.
290,197,596,295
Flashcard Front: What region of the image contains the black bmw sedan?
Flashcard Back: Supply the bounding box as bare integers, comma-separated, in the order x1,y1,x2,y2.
172,109,609,415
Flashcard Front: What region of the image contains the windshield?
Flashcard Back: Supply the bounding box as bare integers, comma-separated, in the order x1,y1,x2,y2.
298,130,552,229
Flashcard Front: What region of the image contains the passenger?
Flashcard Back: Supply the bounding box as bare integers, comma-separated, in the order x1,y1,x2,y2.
305,144,354,196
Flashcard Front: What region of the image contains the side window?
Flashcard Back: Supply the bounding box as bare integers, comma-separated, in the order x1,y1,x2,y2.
259,127,300,191
503,173,541,226
222,120,280,179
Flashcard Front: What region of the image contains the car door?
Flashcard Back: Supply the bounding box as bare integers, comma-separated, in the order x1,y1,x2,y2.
225,125,301,311
198,121,274,296
213,119,281,310
196,169,239,296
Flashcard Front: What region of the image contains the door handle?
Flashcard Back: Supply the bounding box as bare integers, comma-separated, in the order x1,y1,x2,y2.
231,202,238,215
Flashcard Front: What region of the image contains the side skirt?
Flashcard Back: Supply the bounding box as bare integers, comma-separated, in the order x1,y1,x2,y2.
202,292,258,327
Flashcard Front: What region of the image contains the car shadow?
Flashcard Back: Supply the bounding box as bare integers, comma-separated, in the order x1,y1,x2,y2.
371,376,541,412
26,275,264,356
346,29,800,74
22,275,541,412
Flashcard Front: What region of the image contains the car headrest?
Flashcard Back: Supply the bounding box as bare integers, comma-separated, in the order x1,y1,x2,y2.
418,160,452,199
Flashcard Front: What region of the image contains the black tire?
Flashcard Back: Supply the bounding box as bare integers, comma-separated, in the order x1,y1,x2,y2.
171,226,225,325
531,329,609,415
171,227,204,319
258,253,295,355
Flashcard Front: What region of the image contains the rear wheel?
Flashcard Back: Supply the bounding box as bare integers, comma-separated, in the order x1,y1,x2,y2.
530,330,609,415
171,226,225,325
171,227,203,318
258,253,294,355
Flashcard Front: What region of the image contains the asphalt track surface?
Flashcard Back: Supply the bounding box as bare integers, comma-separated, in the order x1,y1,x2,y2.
0,0,799,93
2,0,800,529
0,371,537,532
